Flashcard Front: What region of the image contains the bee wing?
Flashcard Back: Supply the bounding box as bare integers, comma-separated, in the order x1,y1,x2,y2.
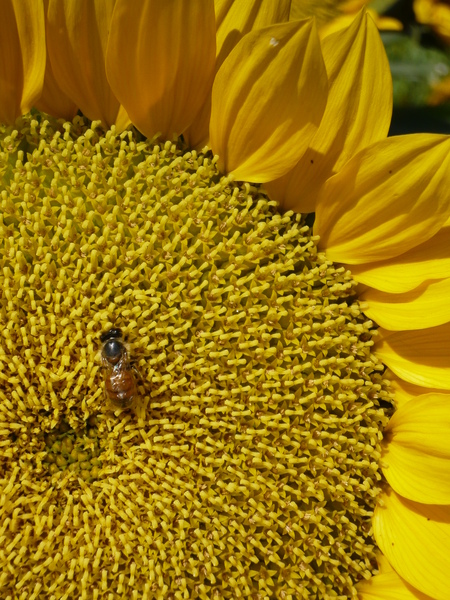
131,364,143,385
101,353,112,369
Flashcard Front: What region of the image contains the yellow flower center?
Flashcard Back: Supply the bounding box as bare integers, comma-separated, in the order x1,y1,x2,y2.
0,114,394,598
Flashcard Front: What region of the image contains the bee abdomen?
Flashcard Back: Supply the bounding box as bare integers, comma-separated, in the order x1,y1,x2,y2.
106,370,137,408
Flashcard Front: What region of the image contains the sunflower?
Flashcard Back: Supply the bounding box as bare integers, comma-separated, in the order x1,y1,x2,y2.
412,0,450,106
414,0,450,45
1,1,449,599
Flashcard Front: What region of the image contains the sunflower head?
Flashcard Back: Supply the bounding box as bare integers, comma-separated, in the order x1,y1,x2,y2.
1,2,450,600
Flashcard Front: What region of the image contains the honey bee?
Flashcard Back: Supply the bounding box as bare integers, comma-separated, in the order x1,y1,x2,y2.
100,328,139,409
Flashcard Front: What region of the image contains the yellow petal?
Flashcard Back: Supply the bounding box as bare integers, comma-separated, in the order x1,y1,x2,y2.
361,277,450,331
290,0,336,22
320,11,404,38
373,490,450,600
383,393,450,504
106,0,216,140
388,371,450,409
371,550,436,600
0,0,46,124
376,552,393,573
375,325,450,391
185,0,291,149
351,225,450,293
215,0,291,63
357,570,435,600
266,11,392,213
210,19,328,182
46,0,125,128
35,45,78,121
114,105,131,134
315,134,450,264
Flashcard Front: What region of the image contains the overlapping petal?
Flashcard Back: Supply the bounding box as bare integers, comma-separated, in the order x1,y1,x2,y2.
382,394,450,504
350,224,450,293
106,0,216,140
289,0,403,35
265,11,392,212
361,277,450,330
185,0,291,148
388,372,450,408
210,19,328,182
321,12,403,37
35,57,78,121
375,324,450,390
46,0,127,129
373,490,450,600
357,569,435,600
0,0,46,124
315,134,450,264
289,0,340,28
215,0,291,66
35,1,78,121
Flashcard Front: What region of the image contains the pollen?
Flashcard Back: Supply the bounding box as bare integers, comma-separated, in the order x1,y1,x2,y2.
0,114,393,599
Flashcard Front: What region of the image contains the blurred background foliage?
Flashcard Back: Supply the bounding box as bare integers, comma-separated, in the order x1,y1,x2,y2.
380,0,450,134
292,0,450,134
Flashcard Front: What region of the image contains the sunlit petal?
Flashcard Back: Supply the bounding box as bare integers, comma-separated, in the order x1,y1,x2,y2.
350,225,450,293
215,0,291,65
320,11,403,38
374,490,450,600
0,0,46,124
210,19,328,182
361,278,450,330
357,569,435,600
106,0,216,140
383,394,450,504
388,371,450,409
375,325,450,390
315,134,450,264
266,11,392,213
185,0,291,149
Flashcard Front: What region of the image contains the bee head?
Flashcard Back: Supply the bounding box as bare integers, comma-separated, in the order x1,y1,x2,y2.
100,327,123,343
